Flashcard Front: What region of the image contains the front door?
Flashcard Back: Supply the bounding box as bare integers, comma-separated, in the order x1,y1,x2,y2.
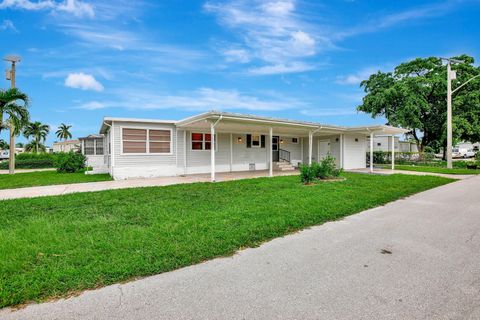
272,136,279,162
318,140,330,160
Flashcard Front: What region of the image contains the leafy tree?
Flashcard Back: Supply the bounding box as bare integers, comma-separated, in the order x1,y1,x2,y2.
0,88,30,173
55,123,73,151
357,55,480,155
23,121,50,153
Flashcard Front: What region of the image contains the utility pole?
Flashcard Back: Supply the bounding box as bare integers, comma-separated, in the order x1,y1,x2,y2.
4,55,21,174
442,57,480,169
446,61,453,169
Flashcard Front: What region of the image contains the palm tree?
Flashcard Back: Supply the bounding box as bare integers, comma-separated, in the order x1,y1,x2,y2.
23,121,50,153
24,140,46,153
55,123,72,152
0,88,29,174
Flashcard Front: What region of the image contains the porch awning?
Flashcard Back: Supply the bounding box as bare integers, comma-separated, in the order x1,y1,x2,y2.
175,111,409,136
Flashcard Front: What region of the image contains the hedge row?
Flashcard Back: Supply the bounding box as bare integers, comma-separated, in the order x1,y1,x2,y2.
0,158,54,169
366,151,435,164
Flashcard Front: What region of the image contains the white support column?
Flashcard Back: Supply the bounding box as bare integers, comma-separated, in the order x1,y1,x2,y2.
183,130,187,175
300,137,304,163
391,135,395,171
370,132,374,173
339,134,344,169
229,133,233,172
269,127,273,177
308,131,313,165
211,124,216,182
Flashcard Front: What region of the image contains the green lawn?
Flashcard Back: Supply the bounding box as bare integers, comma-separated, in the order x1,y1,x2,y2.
0,173,453,308
0,171,112,190
380,164,480,175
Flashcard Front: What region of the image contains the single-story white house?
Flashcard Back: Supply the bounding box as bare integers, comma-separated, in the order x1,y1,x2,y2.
84,111,408,180
368,135,419,153
52,139,81,153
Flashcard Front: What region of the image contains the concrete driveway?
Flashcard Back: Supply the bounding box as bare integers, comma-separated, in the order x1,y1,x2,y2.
2,176,480,320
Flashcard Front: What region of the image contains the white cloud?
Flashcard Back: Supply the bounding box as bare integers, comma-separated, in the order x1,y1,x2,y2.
77,87,305,112
57,0,94,18
222,48,251,63
336,67,379,85
248,62,314,75
0,19,17,32
64,72,104,91
205,0,328,74
0,0,94,18
79,101,106,110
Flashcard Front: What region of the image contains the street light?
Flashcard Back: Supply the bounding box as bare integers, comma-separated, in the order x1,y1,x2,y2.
442,57,480,169
4,55,20,88
4,55,21,175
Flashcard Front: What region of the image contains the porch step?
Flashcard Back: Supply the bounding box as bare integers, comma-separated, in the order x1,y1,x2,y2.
273,161,296,171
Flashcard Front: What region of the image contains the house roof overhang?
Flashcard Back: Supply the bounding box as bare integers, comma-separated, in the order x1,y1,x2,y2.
99,117,177,134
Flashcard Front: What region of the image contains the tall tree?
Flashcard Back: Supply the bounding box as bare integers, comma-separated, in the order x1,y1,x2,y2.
0,88,29,174
357,55,480,154
55,123,72,152
23,121,50,153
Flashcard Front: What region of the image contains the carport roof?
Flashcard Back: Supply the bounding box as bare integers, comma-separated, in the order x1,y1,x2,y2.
99,111,409,136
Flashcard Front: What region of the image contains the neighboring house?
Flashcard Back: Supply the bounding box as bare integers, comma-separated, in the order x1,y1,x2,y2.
79,134,107,172
52,139,80,153
368,135,419,153
86,111,407,180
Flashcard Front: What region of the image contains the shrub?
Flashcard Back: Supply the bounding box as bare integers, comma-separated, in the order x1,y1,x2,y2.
300,155,342,184
0,153,56,169
16,152,56,161
54,151,87,173
299,163,316,184
318,155,342,179
476,152,480,161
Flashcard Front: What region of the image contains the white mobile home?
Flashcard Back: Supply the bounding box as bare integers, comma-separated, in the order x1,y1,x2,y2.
87,111,407,180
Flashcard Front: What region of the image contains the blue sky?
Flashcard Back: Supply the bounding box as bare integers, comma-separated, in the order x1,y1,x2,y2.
1,0,479,145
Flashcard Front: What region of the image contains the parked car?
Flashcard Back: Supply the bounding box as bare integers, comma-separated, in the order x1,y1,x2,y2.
0,150,9,160
453,148,476,159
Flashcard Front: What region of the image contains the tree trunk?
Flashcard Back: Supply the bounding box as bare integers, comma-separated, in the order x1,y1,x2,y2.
8,123,15,174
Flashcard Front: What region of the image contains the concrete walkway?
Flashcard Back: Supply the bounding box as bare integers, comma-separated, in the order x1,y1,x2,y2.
0,170,298,200
0,168,55,175
2,176,479,320
347,167,474,180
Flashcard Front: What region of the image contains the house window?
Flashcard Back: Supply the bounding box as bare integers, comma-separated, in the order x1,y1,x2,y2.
191,133,216,150
149,130,171,153
122,128,171,154
292,137,299,144
95,138,104,155
84,140,95,155
251,134,260,147
123,129,147,153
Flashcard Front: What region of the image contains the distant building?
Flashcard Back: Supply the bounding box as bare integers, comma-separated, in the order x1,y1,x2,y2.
367,135,418,152
52,139,80,153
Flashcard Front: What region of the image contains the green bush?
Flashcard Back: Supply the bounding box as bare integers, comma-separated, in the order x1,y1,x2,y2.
16,152,56,161
0,152,58,169
318,155,342,179
54,152,87,173
300,155,342,184
476,152,480,161
299,163,316,184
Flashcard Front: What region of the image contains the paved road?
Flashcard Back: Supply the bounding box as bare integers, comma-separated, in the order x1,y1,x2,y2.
2,176,480,320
